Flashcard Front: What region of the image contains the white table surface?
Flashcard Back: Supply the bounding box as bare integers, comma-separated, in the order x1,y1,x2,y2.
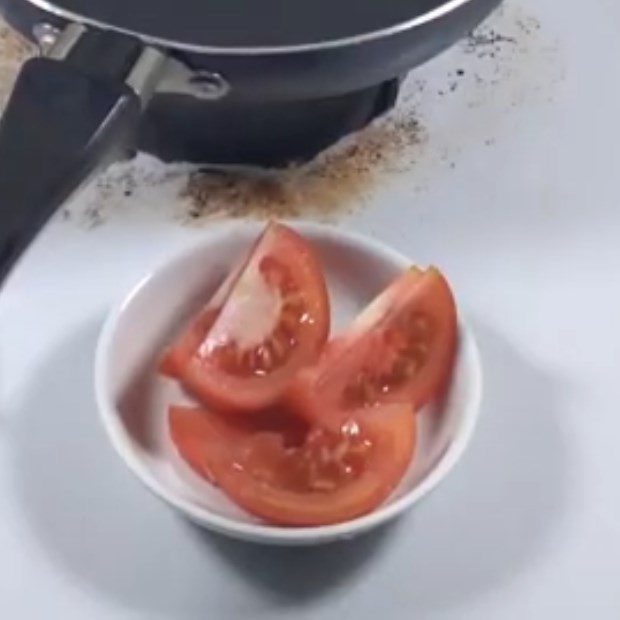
1,0,619,617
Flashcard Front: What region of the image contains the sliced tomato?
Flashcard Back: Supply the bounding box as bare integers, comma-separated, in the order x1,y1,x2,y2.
286,267,457,427
169,403,416,526
159,256,248,377
176,222,330,412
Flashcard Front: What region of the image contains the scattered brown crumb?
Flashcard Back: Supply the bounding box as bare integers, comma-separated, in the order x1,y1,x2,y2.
181,115,426,222
0,3,555,230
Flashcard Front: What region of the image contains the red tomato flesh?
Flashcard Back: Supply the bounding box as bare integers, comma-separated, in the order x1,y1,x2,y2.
169,403,416,526
159,257,247,377
286,267,457,427
160,222,330,412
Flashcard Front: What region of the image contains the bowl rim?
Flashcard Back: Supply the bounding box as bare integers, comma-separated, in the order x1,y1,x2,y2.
94,220,483,543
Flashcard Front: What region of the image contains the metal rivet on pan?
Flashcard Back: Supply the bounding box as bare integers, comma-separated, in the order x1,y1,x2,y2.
32,22,61,55
188,71,230,99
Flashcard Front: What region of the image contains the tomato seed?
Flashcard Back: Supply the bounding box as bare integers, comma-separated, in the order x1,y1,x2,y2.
412,314,430,334
258,345,273,370
311,479,337,492
270,333,286,360
333,441,349,461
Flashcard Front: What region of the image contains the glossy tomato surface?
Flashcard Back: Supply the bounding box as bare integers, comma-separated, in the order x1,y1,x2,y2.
169,403,416,526
286,267,457,427
161,222,330,411
159,258,246,377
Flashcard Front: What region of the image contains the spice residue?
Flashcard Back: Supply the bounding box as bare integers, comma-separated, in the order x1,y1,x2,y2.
181,115,426,222
463,29,517,56
63,157,192,228
0,1,558,229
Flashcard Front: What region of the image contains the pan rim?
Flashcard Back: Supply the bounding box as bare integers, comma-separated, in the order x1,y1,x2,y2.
24,0,477,55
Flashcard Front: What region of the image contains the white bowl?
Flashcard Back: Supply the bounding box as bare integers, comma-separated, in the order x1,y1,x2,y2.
95,221,482,545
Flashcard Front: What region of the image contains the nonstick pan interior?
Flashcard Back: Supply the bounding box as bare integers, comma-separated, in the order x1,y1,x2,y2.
24,0,468,49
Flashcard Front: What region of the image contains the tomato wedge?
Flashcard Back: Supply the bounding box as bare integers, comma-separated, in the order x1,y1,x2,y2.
172,222,330,412
169,403,416,526
159,256,248,378
286,267,457,427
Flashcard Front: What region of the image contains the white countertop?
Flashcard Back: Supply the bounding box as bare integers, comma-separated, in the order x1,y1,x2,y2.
1,0,619,617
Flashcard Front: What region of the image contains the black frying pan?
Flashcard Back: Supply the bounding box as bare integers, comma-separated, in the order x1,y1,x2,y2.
0,0,500,282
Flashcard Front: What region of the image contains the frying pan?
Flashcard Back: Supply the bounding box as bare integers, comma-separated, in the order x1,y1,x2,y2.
0,0,501,282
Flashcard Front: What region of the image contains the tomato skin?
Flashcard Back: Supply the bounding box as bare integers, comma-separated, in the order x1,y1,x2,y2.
285,267,457,427
169,403,416,527
159,254,252,378
178,223,330,413
158,308,219,378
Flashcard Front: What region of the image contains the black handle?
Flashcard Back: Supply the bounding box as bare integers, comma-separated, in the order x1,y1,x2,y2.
0,45,142,283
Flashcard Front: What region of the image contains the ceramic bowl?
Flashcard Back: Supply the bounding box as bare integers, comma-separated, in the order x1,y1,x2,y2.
95,221,482,545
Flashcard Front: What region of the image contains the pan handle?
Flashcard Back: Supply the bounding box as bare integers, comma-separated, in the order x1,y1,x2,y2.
0,26,165,284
